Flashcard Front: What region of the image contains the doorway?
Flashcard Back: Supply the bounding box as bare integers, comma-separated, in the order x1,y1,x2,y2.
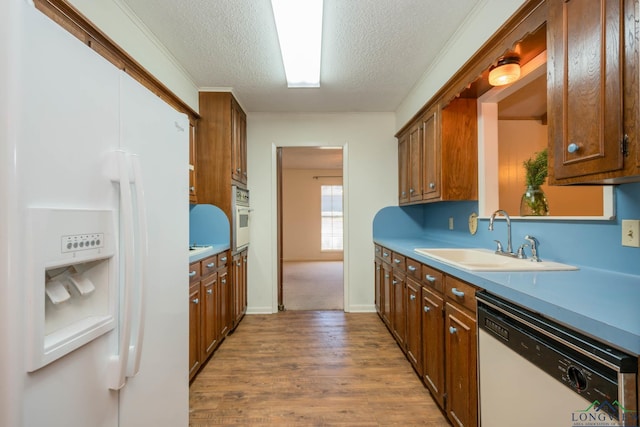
277,147,344,311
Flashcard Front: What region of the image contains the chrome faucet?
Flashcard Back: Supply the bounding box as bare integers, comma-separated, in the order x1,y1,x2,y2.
524,235,541,262
488,209,513,255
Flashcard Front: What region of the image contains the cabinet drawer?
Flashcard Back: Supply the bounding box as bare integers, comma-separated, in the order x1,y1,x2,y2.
391,252,406,270
217,252,229,269
188,262,201,284
200,255,217,277
421,265,444,293
445,275,478,314
406,258,422,280
381,247,392,264
374,244,382,259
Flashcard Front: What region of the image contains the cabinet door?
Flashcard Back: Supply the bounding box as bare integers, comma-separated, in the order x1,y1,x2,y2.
398,132,409,204
189,118,197,204
188,284,201,380
232,251,247,328
381,262,392,327
405,276,422,374
422,286,444,408
218,267,229,338
374,258,382,315
408,123,423,202
422,105,441,200
201,274,218,361
230,98,247,184
548,0,624,181
445,302,477,427
392,270,406,348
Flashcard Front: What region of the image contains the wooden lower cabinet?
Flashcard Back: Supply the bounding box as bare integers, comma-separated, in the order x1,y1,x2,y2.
405,276,422,374
189,250,234,382
188,283,201,380
445,302,477,427
422,286,445,408
374,245,480,427
231,249,248,330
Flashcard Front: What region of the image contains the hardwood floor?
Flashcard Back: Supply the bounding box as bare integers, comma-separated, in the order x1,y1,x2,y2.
190,311,450,426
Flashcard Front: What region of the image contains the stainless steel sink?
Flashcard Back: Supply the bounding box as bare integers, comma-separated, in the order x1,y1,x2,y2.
414,248,578,272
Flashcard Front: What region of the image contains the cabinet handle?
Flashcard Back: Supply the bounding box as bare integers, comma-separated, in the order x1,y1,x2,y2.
221,279,226,284
425,274,436,282
567,143,579,153
192,298,199,304
423,306,430,313
410,294,416,301
237,261,241,266
382,252,389,257
449,326,457,334
243,172,247,176
207,289,213,295
375,248,380,253
189,271,197,277
408,265,416,272
393,259,401,264
392,280,398,285
429,182,436,189
206,262,215,268
236,168,241,172
220,257,227,262
451,287,465,297
409,188,414,193
189,186,195,192
401,191,406,196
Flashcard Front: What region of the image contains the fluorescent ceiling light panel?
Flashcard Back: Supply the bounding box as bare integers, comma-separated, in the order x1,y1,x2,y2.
271,0,323,88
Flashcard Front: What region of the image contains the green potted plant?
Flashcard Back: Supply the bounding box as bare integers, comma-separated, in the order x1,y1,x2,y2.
520,148,549,216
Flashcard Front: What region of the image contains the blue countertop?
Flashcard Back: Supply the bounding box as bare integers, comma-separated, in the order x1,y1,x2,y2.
374,237,640,356
189,243,230,264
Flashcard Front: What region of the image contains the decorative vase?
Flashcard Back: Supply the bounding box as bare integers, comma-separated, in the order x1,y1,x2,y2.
519,185,549,216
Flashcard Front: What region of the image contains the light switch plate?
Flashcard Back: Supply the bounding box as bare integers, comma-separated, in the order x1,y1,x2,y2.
621,220,640,247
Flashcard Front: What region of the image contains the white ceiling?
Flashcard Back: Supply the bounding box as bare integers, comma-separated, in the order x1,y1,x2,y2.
120,0,478,113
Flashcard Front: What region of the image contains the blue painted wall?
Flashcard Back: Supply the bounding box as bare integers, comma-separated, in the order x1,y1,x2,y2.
373,181,640,276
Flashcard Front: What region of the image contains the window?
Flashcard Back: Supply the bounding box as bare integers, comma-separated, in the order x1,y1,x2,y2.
321,185,343,251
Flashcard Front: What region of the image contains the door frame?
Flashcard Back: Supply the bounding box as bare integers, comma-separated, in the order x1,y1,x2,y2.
274,144,349,312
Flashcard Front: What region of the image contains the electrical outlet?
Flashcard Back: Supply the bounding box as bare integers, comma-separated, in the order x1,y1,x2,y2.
621,220,640,247
448,217,454,230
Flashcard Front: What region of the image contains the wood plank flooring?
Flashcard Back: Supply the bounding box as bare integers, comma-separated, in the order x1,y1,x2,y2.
189,311,450,426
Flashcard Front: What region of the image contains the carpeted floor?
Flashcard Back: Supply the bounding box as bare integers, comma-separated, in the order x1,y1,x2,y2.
282,261,343,310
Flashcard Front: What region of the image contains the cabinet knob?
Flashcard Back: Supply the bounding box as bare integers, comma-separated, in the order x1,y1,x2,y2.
393,259,401,264
206,262,215,268
410,294,416,301
192,298,199,304
221,279,226,284
409,188,414,193
392,280,398,285
451,287,465,297
423,306,430,313
236,168,241,172
207,289,213,295
384,274,389,279
425,274,436,282
220,257,227,262
189,186,195,192
243,172,247,176
449,326,457,334
429,182,436,189
401,191,406,196
568,143,580,153
408,265,416,272
189,271,197,277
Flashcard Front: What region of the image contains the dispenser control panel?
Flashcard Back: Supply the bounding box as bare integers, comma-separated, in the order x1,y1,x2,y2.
61,233,104,253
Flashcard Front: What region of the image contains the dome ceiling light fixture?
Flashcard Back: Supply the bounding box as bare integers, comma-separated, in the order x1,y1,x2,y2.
488,56,521,86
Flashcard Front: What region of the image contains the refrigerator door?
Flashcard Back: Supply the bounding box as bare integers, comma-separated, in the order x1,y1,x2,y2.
15,2,120,427
116,73,189,426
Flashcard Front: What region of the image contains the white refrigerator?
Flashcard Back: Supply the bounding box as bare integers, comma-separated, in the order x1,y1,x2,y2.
1,1,189,426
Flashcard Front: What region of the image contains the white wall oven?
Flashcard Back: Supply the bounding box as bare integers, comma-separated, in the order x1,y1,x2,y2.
232,185,250,252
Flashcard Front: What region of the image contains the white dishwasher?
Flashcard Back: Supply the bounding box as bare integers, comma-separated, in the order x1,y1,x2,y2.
476,292,638,427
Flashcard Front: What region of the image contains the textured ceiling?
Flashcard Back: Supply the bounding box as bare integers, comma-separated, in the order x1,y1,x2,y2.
120,0,478,113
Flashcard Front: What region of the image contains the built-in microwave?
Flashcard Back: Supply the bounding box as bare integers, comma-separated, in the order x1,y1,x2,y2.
232,186,250,252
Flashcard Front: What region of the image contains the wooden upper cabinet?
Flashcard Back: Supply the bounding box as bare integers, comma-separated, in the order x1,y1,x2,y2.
189,118,198,204
408,122,423,202
397,132,409,204
231,97,247,185
421,104,440,200
397,97,477,205
547,0,624,181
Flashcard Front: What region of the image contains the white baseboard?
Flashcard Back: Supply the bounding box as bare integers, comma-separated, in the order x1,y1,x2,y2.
346,304,376,313
246,306,277,314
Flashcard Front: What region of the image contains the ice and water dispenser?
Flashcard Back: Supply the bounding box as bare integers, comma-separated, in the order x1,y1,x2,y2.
27,208,117,371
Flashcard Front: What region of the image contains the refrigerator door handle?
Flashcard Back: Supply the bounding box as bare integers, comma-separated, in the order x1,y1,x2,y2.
127,154,147,378
107,150,135,391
